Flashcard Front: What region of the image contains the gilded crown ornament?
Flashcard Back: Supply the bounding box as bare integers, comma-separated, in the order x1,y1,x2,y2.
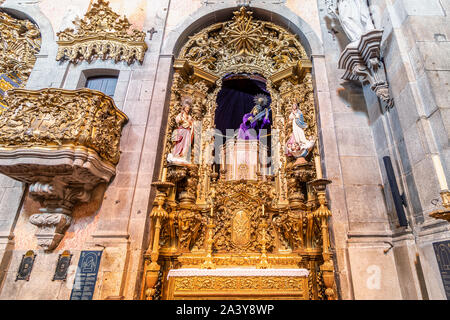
224,7,263,56
56,0,148,64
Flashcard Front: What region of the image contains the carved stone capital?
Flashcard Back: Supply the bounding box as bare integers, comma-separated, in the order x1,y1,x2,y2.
338,30,394,109
29,210,72,251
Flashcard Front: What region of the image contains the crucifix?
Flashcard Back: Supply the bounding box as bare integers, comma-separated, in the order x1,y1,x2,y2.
147,28,157,41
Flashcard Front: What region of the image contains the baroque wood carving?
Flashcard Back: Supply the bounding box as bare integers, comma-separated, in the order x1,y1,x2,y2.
142,7,337,300
179,7,307,78
0,88,128,250
0,88,127,165
56,0,147,64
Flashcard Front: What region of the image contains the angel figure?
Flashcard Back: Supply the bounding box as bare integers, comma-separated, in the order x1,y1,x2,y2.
167,97,194,164
285,102,315,165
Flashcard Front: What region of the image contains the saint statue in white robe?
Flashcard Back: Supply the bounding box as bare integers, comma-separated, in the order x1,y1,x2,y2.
286,103,315,165
167,98,194,164
331,0,375,43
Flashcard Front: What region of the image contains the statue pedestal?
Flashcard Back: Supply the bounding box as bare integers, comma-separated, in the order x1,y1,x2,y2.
166,268,309,300
338,29,393,108
220,139,268,181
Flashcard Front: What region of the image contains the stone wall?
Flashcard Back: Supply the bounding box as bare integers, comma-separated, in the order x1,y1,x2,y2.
370,0,450,299
0,0,448,300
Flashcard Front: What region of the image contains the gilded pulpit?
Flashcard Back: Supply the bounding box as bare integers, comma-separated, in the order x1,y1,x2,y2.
142,7,336,300
0,88,128,251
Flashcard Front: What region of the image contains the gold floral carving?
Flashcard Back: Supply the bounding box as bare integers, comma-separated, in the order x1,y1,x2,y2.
0,12,41,80
212,180,276,253
56,0,147,64
0,88,128,165
177,209,205,251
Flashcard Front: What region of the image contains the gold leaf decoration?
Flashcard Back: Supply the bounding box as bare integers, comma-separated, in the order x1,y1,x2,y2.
179,7,307,77
0,11,41,111
56,0,147,64
0,88,128,165
142,8,336,300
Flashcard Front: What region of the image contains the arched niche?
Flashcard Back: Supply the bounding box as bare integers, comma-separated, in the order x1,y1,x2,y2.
142,7,336,301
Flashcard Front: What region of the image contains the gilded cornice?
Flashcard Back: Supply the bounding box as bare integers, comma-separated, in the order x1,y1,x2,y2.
0,88,128,165
56,0,147,64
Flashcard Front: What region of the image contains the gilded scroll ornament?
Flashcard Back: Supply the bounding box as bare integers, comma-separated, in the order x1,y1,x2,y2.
173,276,307,291
56,0,147,64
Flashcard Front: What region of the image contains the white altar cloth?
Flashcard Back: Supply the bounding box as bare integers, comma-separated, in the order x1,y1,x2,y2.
167,268,309,280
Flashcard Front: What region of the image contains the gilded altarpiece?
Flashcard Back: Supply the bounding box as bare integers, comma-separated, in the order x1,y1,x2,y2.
142,8,336,300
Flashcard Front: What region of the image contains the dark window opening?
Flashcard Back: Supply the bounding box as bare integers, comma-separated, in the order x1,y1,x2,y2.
85,76,118,98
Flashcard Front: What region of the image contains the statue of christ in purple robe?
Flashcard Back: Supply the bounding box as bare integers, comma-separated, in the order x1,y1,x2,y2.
237,95,271,140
